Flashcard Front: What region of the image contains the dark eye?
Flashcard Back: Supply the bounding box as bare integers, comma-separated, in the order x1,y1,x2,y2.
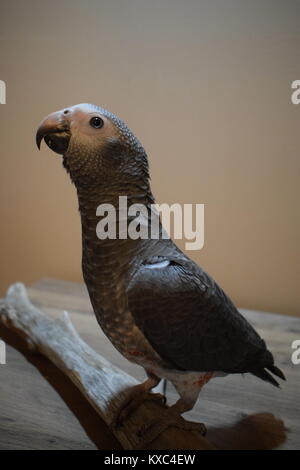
89,116,104,129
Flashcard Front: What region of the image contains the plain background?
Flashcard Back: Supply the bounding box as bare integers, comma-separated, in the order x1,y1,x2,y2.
0,0,299,316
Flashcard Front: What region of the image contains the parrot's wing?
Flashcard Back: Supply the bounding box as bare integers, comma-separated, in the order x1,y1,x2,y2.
128,258,272,374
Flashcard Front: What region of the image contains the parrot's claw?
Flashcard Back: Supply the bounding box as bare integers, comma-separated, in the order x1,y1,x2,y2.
134,411,206,450
112,385,167,428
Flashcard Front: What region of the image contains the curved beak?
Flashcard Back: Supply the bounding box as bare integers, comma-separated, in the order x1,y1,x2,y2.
36,111,71,155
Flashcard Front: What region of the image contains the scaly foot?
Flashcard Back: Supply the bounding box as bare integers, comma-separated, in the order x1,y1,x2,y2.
112,384,166,428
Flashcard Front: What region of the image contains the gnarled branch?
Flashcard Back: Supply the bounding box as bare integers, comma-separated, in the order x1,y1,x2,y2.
0,283,214,450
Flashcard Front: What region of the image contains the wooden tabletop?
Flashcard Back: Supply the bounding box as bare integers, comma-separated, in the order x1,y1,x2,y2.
0,279,299,450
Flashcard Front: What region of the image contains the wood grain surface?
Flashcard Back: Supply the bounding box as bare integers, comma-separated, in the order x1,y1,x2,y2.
0,278,299,450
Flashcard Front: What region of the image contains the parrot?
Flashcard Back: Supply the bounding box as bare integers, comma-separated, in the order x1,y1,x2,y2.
36,103,285,447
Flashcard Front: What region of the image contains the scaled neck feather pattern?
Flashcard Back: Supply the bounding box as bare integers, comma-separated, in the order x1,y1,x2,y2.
66,144,162,361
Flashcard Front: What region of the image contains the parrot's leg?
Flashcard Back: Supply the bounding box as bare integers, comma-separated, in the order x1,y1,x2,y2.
134,373,214,449
112,371,166,428
134,397,206,449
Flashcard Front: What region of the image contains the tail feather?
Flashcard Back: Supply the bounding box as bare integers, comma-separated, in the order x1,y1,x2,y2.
267,364,286,381
251,366,284,388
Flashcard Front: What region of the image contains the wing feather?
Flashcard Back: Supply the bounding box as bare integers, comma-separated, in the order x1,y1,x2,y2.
128,259,273,373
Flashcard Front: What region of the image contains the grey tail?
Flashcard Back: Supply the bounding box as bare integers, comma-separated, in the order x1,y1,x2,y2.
251,364,286,387
267,364,286,381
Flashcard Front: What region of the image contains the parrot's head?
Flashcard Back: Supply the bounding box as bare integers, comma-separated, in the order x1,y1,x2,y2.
36,103,149,187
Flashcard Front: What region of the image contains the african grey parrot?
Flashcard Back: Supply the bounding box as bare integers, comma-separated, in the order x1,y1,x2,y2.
36,103,285,446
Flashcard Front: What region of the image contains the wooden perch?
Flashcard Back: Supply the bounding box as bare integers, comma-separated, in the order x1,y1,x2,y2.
0,283,215,450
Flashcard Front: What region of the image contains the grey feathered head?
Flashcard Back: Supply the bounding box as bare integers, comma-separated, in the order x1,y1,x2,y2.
36,103,149,187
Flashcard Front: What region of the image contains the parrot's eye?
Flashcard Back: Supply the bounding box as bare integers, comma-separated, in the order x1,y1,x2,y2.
90,116,104,129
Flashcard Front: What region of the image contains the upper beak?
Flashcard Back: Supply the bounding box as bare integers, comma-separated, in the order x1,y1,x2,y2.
36,111,71,154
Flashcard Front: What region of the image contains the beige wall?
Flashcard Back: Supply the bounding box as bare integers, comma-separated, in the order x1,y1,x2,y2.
0,0,299,315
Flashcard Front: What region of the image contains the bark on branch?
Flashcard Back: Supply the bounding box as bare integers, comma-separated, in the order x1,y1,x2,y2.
0,283,215,450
